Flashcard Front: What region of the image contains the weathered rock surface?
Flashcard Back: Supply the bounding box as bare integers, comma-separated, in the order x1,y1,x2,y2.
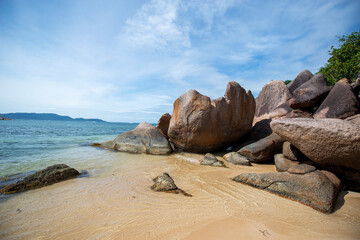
289,73,332,109
201,153,226,167
114,122,172,155
233,170,341,213
156,113,171,138
271,118,360,191
168,81,255,153
287,164,316,174
345,114,360,125
287,70,314,94
238,133,283,163
253,81,292,124
268,101,292,119
1,164,80,194
151,173,192,197
91,140,115,149
283,141,305,161
274,154,299,172
286,109,313,119
313,79,360,119
223,152,251,166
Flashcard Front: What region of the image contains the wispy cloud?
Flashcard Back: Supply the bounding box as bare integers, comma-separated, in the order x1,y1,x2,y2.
0,0,359,122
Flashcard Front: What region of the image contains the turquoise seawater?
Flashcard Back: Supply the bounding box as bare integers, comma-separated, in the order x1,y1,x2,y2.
0,120,138,177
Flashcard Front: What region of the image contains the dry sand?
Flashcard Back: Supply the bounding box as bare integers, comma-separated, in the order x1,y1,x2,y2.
1,151,359,240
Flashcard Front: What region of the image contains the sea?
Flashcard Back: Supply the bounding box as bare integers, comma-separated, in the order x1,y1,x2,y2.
0,120,138,178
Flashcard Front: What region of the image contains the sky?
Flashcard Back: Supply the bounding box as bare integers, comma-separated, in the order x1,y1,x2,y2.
0,0,359,122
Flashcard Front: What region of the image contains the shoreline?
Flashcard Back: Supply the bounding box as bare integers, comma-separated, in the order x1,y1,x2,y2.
1,151,359,239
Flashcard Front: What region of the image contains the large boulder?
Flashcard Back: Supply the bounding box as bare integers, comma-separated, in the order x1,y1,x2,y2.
287,70,314,94
238,133,283,163
289,73,332,109
253,81,292,124
168,81,255,153
233,170,341,213
1,164,80,194
114,122,172,155
313,79,360,119
271,118,360,191
156,113,171,138
345,114,360,125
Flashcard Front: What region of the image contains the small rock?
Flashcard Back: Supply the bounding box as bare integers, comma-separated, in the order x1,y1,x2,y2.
274,154,299,172
151,173,192,197
223,152,251,166
201,153,226,167
282,142,305,161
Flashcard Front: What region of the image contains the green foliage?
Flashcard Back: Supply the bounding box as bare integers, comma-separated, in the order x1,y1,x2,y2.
283,80,292,85
318,31,360,85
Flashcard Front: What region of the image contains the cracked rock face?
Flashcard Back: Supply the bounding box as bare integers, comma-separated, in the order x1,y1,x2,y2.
233,170,340,213
114,122,172,155
271,118,360,191
168,81,255,153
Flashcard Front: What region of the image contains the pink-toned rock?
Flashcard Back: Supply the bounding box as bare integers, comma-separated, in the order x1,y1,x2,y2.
313,79,360,119
253,81,292,124
271,118,360,191
156,113,171,138
168,81,255,153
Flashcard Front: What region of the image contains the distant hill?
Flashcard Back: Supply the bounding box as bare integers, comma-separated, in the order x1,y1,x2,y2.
0,113,105,122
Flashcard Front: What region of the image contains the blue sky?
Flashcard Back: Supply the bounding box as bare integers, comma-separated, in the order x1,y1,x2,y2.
0,0,359,122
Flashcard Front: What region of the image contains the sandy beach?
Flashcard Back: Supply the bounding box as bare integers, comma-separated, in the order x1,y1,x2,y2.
1,150,359,240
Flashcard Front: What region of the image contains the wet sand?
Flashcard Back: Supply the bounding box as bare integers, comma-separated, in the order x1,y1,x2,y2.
1,150,360,240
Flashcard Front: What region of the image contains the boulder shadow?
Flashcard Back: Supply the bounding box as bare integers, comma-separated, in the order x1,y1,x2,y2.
332,190,348,213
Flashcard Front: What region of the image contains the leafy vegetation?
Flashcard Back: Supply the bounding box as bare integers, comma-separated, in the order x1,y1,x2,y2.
283,80,292,85
318,31,360,85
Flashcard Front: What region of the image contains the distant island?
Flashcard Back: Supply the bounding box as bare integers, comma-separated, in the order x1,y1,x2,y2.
0,113,105,122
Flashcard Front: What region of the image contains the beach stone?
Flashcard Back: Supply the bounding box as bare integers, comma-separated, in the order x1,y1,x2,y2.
274,154,299,172
151,173,192,197
283,141,305,161
168,81,255,153
287,70,314,94
114,122,171,155
233,170,341,213
201,153,226,167
271,118,360,191
238,133,283,163
289,73,332,109
313,79,360,119
1,164,80,194
287,164,316,174
156,113,171,139
253,80,292,124
223,152,251,166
